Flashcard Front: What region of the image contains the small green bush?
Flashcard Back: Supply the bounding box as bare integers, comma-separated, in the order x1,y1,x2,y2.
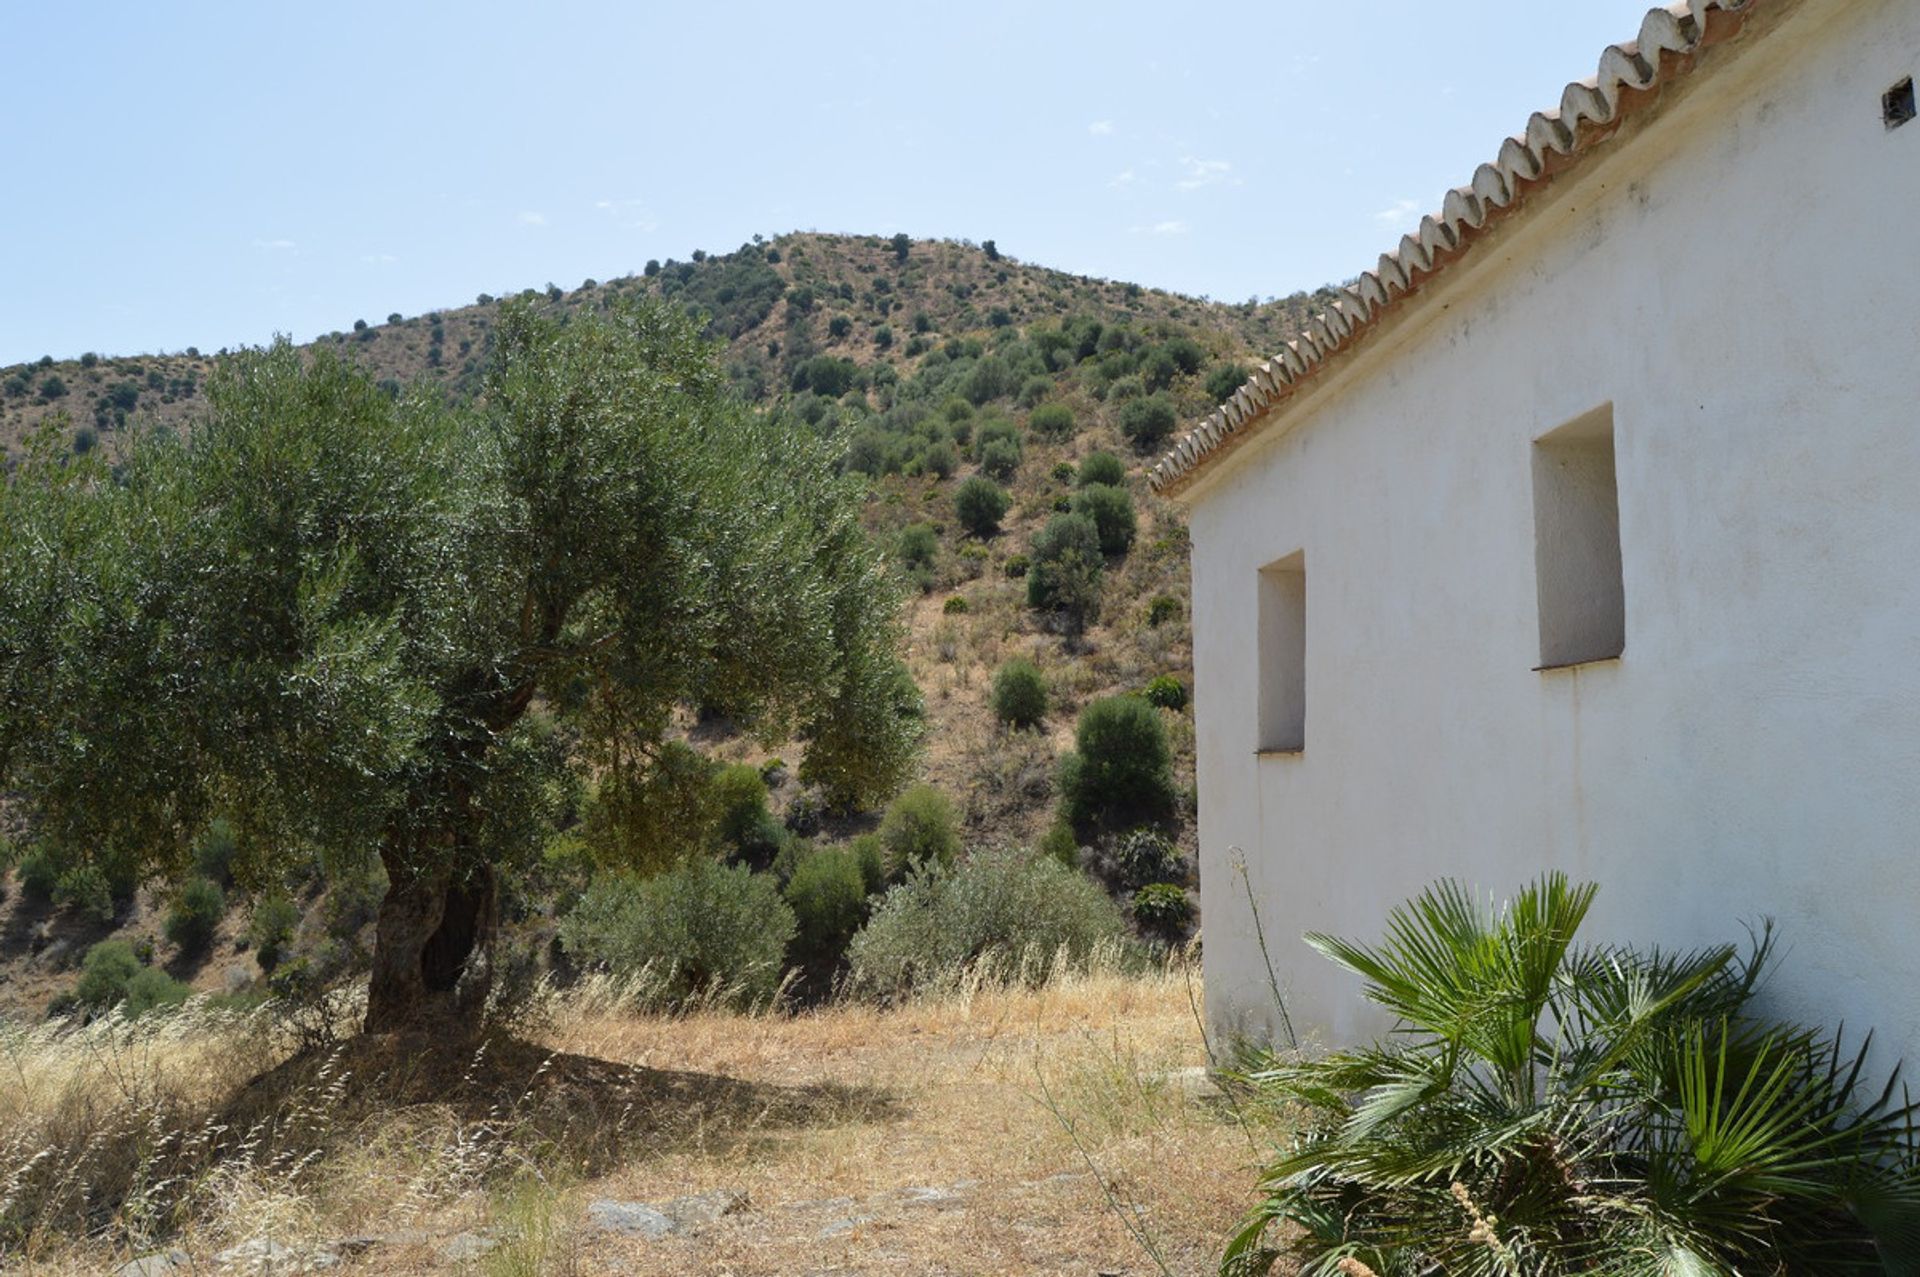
897,523,939,573
193,819,238,882
1111,827,1182,889
1026,514,1104,632
972,416,1021,462
954,475,1010,537
848,847,1131,995
1131,883,1193,939
1060,697,1175,833
250,894,301,973
849,834,888,896
979,438,1022,482
75,939,143,1010
1203,362,1249,403
918,439,958,479
712,763,785,866
991,659,1048,729
1028,403,1075,441
1142,675,1188,711
15,846,58,900
1070,483,1137,556
1003,553,1030,579
785,847,870,980
942,596,970,615
165,877,226,954
1038,820,1080,869
559,858,797,1007
1146,595,1182,627
878,783,959,880
123,967,192,1016
1077,451,1127,488
54,865,117,924
1116,395,1178,452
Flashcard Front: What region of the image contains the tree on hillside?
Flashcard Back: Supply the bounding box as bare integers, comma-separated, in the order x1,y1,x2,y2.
0,299,922,1034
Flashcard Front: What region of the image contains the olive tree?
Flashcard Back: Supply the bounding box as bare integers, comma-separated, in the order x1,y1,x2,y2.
0,299,921,1034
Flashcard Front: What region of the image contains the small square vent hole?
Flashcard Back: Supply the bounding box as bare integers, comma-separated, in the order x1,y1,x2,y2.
1886,77,1916,129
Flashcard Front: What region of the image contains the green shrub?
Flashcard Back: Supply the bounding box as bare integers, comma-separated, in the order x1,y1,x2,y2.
1070,483,1136,556
1077,451,1126,488
123,967,192,1017
711,763,785,866
1038,820,1080,869
918,439,958,479
897,523,939,574
54,865,116,924
1116,395,1178,452
1111,827,1181,889
942,596,970,615
1060,697,1174,832
1131,884,1192,939
559,858,796,1007
954,475,1010,537
877,783,959,880
1146,595,1182,627
15,846,58,900
849,834,888,896
1026,514,1103,633
972,416,1021,462
1003,553,1030,579
848,847,1130,995
1142,675,1187,711
1226,874,1920,1276
75,939,143,1009
1028,403,1075,441
990,659,1047,729
193,818,238,882
979,438,1021,483
250,894,301,973
1049,460,1076,484
165,876,226,954
784,847,870,980
1203,362,1249,403
70,938,191,1016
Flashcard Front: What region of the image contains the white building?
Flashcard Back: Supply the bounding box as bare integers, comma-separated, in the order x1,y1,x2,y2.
1152,0,1920,1053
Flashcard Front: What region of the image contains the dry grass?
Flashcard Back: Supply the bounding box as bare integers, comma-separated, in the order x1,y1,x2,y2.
1,959,1280,1275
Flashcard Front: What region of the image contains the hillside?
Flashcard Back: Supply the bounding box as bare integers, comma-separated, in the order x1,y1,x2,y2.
0,233,1326,1019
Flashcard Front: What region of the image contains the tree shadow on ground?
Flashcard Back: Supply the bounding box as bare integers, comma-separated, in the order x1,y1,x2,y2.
219,1031,900,1178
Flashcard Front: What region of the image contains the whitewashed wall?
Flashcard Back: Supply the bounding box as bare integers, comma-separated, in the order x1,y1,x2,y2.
1186,0,1920,1056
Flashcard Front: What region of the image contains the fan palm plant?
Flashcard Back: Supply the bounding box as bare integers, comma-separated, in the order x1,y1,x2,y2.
1224,874,1920,1276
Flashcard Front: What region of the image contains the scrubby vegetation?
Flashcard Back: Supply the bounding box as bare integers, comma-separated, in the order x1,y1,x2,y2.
558,859,798,1008
847,846,1132,996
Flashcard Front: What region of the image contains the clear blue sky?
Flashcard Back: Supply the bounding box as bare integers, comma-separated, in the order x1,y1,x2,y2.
0,1,1661,366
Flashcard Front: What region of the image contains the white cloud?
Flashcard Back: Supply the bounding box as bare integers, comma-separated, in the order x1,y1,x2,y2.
1109,168,1137,188
1130,219,1189,236
1175,157,1236,190
251,238,296,250
518,211,548,226
1088,120,1115,136
1372,198,1424,231
361,253,398,264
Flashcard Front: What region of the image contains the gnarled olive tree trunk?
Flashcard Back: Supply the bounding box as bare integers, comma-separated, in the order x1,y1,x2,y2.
364,851,499,1034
